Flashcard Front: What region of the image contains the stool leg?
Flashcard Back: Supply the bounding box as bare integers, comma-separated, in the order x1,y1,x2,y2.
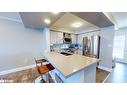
40,75,45,83
46,73,49,83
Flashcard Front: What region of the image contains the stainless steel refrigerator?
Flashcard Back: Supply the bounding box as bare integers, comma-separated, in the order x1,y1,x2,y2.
83,35,100,59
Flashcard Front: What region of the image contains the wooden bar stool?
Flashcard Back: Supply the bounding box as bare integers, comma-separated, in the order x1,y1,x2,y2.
34,58,55,83
34,58,49,83
46,63,55,71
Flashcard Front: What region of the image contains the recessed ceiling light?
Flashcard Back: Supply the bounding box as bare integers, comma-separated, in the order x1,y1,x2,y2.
52,12,59,15
44,19,51,24
71,22,83,28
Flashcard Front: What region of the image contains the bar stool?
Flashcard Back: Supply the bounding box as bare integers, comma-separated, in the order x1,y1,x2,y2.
35,58,54,70
34,58,54,83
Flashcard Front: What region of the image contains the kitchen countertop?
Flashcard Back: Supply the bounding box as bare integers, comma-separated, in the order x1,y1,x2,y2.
44,52,100,77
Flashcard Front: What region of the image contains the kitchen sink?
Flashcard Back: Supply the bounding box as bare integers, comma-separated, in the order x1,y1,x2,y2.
60,52,73,56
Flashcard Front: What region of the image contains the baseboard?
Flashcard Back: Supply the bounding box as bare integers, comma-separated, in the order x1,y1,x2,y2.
98,66,112,72
0,64,36,76
116,61,127,64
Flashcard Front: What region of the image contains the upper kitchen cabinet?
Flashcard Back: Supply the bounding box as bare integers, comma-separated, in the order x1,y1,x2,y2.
57,32,63,43
50,31,57,44
71,34,77,44
50,31,63,44
50,31,77,44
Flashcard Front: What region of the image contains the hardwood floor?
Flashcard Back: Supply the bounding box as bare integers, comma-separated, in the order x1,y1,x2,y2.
1,62,127,83
96,68,110,83
0,67,39,83
105,62,127,83
0,67,109,83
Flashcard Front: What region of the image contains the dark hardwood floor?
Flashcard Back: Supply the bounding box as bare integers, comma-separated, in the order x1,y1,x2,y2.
96,68,110,83
105,62,127,83
0,67,109,83
0,67,39,83
1,62,126,83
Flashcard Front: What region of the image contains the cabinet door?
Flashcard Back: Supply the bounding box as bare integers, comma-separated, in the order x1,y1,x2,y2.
50,31,63,44
72,34,76,44
50,31,57,44
77,34,84,45
57,32,63,44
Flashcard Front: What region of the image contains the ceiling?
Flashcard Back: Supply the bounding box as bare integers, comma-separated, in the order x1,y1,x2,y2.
0,12,127,33
50,13,99,33
110,12,127,29
71,12,114,28
19,12,65,29
19,12,114,33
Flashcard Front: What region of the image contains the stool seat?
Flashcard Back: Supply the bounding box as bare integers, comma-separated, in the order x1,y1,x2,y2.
34,58,55,83
37,65,49,74
46,64,55,71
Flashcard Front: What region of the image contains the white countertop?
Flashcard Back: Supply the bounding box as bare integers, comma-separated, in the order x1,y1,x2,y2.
44,52,100,77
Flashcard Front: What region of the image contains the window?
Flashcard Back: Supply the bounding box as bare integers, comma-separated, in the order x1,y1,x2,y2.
113,35,125,59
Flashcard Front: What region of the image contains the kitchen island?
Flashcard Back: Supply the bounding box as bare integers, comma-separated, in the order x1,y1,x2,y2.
44,52,100,83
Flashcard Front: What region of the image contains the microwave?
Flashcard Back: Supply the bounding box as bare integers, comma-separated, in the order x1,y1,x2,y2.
64,38,72,44
63,33,72,44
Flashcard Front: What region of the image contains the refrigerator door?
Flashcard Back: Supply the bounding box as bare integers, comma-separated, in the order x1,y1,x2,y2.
83,35,100,58
83,37,90,56
90,35,100,58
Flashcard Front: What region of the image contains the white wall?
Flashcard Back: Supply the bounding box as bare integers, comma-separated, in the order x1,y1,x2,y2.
43,28,50,53
99,26,115,70
0,18,46,72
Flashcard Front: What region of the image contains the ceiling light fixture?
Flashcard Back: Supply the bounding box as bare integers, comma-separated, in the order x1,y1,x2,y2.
71,22,83,28
44,19,51,24
52,12,59,15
